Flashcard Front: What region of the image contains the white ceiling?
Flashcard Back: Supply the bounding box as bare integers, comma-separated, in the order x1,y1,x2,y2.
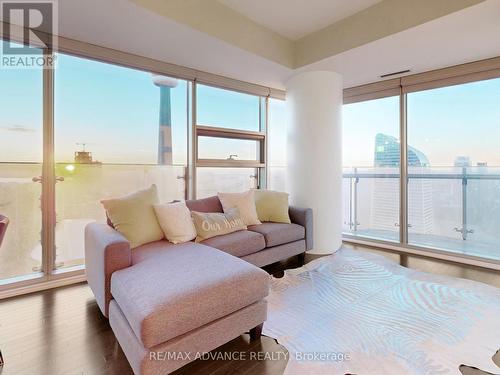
218,0,383,40
53,0,500,90
299,0,500,88
56,0,291,89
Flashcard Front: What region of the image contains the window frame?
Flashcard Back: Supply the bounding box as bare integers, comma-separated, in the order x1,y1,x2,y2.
0,26,282,297
196,126,266,168
192,81,268,197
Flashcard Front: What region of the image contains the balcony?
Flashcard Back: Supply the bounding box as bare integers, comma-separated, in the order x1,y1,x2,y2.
0,162,187,281
343,166,500,261
0,158,280,284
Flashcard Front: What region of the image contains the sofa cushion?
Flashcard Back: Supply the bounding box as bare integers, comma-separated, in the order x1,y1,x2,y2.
253,189,291,224
218,190,261,226
247,222,305,248
154,201,197,244
192,209,247,242
242,240,306,268
185,196,223,213
201,230,266,257
101,185,164,249
110,242,269,349
131,240,175,265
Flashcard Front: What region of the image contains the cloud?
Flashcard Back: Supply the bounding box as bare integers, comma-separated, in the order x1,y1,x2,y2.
0,125,36,133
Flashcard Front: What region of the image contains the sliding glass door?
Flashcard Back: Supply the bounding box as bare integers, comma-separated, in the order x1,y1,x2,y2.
342,96,400,242
0,43,44,283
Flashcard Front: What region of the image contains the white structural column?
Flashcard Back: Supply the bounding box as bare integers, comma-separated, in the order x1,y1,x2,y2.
286,71,343,254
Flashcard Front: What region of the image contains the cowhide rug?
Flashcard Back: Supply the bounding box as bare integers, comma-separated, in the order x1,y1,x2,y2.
263,248,500,375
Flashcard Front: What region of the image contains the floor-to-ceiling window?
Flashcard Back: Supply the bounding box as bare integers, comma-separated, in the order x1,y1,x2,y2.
195,84,266,197
343,96,400,242
0,33,283,292
343,74,500,264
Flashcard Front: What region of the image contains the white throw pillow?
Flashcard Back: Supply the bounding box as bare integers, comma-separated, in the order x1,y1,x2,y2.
154,201,196,244
218,190,262,226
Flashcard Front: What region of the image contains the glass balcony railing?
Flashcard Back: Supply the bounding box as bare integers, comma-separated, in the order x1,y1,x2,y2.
343,166,500,261
196,167,258,198
0,162,186,282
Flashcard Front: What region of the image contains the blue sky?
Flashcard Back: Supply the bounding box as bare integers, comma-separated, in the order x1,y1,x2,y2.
0,56,43,162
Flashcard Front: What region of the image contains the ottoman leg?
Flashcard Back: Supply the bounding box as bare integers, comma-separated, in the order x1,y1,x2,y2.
249,323,263,341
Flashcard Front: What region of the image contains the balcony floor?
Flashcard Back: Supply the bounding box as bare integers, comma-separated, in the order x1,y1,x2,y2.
344,229,500,262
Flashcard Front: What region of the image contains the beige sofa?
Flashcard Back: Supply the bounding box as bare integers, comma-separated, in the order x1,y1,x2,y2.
85,195,313,374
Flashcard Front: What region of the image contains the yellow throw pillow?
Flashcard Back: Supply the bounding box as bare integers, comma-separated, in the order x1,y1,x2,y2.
217,190,261,226
101,185,164,249
191,208,247,242
253,189,291,224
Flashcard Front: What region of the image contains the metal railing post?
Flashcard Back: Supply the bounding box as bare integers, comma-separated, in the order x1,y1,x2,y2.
348,176,353,231
353,167,359,232
453,167,474,240
462,167,468,240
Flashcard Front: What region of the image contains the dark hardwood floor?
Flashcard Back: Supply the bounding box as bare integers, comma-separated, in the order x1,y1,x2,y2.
0,255,308,375
3,246,495,375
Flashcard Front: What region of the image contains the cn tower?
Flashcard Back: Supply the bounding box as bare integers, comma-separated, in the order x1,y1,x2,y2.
152,74,178,165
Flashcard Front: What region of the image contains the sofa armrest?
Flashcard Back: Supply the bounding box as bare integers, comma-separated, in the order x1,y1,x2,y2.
289,206,313,251
85,222,131,317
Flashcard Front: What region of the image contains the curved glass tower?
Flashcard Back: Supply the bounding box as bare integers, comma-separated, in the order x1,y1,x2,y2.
371,133,433,236
374,133,429,167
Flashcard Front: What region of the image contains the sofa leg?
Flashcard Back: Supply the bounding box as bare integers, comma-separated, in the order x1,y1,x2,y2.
249,323,263,341
298,252,306,266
